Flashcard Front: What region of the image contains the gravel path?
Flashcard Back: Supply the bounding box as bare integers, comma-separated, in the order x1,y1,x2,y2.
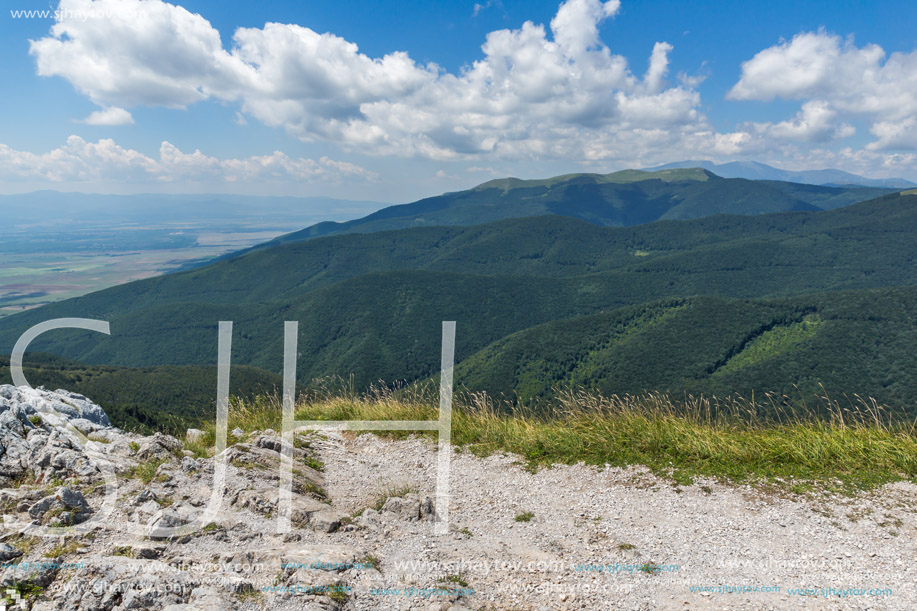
319,432,916,611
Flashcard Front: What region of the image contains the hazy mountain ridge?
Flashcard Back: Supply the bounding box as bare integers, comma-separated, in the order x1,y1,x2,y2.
647,160,916,188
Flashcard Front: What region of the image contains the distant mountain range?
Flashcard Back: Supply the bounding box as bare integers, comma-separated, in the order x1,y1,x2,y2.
646,160,916,188
234,168,895,256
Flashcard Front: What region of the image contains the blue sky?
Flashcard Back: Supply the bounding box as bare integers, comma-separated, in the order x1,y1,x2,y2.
1,0,916,202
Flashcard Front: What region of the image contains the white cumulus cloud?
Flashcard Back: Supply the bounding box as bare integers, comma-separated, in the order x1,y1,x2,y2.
729,30,917,151
22,0,917,179
0,136,377,184
763,101,855,143
29,0,713,163
80,106,135,125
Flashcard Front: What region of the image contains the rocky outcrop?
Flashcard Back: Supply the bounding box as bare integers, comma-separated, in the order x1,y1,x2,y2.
0,386,119,488
0,386,358,611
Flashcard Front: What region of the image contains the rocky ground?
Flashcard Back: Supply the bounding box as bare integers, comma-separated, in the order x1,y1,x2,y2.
1,385,915,610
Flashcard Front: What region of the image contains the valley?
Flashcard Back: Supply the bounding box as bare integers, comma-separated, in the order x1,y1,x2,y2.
2,178,917,428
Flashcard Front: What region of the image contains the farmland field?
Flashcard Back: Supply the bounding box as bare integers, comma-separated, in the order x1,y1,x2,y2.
0,227,301,318
0,192,385,319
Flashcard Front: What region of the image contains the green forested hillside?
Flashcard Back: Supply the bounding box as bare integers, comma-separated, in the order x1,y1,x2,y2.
456,288,917,415
246,169,893,252
1,192,917,420
2,191,915,325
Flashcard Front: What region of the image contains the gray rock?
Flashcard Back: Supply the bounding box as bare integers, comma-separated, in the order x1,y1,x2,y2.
185,428,205,442
0,543,22,562
0,408,31,483
57,486,89,510
281,544,360,572
68,418,105,434
310,509,343,533
231,427,245,439
28,494,56,519
122,586,173,609
254,434,282,453
135,433,182,461
182,586,231,611
27,487,92,524
148,509,196,539
382,494,421,520
1,563,59,588
420,495,435,520
358,507,382,528
134,546,164,559
133,489,158,505
136,500,162,517
1,386,118,486
0,386,111,427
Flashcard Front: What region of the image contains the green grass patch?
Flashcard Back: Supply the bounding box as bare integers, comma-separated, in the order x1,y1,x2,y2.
1,581,44,607
326,583,350,603
201,389,917,493
234,584,262,603
300,481,329,501
717,315,822,375
360,554,381,571
439,573,469,587
128,459,168,484
182,434,214,459
639,562,662,575
303,455,325,472
12,535,41,555
44,539,80,559
514,511,534,523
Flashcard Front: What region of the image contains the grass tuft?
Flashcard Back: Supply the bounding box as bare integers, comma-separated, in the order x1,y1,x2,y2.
128,459,168,484
44,538,80,559
370,483,416,511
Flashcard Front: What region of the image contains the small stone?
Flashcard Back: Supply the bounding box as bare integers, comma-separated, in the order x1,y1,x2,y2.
381,494,421,521
57,487,89,510
135,433,183,461
135,547,163,559
310,509,343,533
148,510,193,539
28,495,56,519
0,543,22,562
255,435,282,453
134,489,158,505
